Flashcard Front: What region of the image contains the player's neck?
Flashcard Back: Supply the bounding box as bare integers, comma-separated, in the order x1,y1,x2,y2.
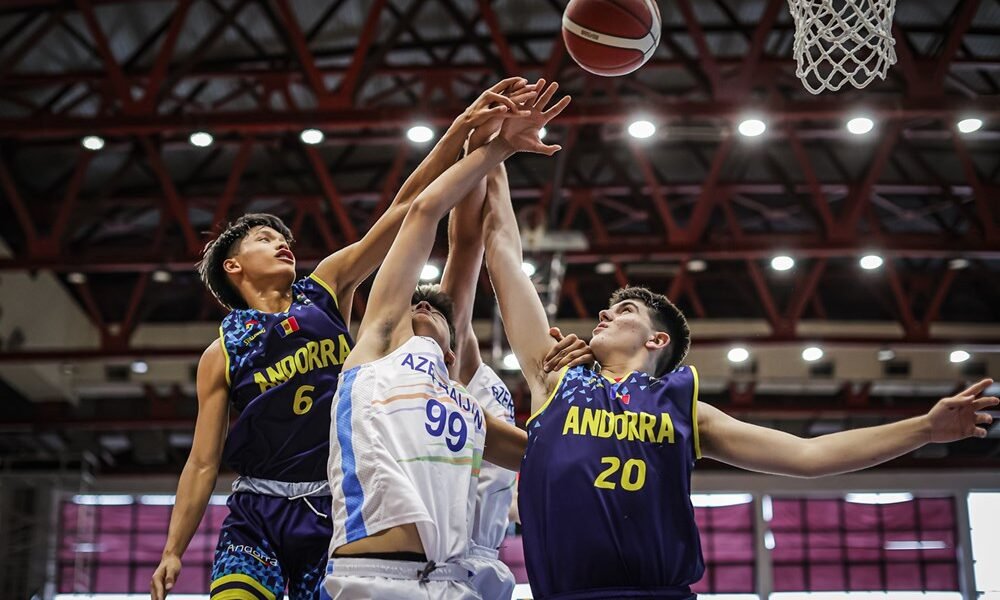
598,353,650,380
241,282,293,313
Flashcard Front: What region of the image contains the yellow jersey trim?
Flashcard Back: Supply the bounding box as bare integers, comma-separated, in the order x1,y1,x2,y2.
308,272,339,309
210,573,276,600
218,327,231,388
690,365,702,460
527,365,570,426
212,589,267,600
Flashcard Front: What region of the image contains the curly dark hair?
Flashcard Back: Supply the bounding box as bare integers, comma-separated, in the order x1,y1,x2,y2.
196,214,294,310
609,286,690,377
411,284,456,349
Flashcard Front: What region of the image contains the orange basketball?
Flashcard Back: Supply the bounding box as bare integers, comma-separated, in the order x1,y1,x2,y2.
561,0,661,77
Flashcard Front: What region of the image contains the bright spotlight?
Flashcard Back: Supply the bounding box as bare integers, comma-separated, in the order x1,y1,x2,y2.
770,255,795,272
950,350,971,363
859,254,884,270
67,272,87,285
521,261,537,277
686,259,707,272
419,263,440,281
152,269,172,283
877,348,896,362
595,261,616,275
948,258,970,270
407,125,434,143
502,352,520,370
802,346,824,362
300,128,324,144
727,347,750,363
846,117,874,135
957,118,983,134
81,135,105,151
627,120,656,139
189,131,214,147
131,360,149,374
737,118,766,137
538,127,547,140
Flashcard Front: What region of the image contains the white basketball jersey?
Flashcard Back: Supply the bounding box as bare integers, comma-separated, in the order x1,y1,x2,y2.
327,335,486,563
465,363,517,550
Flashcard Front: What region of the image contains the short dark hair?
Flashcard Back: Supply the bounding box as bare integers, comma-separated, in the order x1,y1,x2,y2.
197,213,294,311
609,286,690,377
411,284,456,349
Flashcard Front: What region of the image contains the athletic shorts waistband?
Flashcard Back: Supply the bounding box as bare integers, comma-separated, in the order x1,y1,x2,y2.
325,557,472,583
232,476,329,498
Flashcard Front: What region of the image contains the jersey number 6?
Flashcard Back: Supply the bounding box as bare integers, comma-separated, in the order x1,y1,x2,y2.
293,385,315,415
594,456,646,491
425,398,468,452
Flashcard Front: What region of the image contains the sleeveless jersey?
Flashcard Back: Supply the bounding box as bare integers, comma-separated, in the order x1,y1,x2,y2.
519,364,704,599
327,336,486,563
219,273,353,483
465,363,517,551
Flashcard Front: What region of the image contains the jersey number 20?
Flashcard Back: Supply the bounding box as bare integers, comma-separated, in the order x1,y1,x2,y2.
425,398,468,452
594,457,646,491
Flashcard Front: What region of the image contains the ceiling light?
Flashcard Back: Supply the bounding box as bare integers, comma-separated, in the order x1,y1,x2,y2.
595,261,616,275
686,259,707,272
627,120,656,139
859,254,884,270
950,350,971,363
846,117,874,135
877,349,896,362
407,125,434,143
189,131,214,147
802,346,824,362
521,261,537,277
152,269,172,283
130,360,149,374
737,118,766,137
300,128,324,144
67,272,87,285
770,255,794,271
81,135,105,151
727,347,750,363
948,258,970,270
538,127,547,140
957,118,983,134
845,492,913,505
419,263,440,281
502,352,520,370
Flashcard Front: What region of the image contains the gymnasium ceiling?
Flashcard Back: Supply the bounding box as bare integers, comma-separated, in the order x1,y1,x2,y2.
0,0,998,472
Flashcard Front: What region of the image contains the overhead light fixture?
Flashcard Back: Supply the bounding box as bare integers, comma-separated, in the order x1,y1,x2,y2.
538,127,547,140
727,347,750,363
152,269,172,283
300,128,324,145
502,352,520,370
877,348,896,362
419,263,440,281
521,261,537,277
950,350,971,363
595,261,616,275
67,272,87,285
131,360,149,374
406,125,434,143
737,118,766,137
948,258,970,270
770,255,795,271
189,131,214,147
686,259,707,272
846,116,874,135
802,346,824,362
81,135,105,151
956,118,983,134
627,119,656,139
845,492,913,505
859,254,884,270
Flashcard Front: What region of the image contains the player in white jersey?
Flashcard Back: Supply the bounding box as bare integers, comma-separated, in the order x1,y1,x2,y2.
440,117,594,599
323,79,571,600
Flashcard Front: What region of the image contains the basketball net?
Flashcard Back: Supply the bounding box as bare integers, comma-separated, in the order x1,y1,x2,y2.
787,0,897,94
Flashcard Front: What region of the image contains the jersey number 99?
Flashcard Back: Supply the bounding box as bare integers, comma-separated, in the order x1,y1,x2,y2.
425,398,468,452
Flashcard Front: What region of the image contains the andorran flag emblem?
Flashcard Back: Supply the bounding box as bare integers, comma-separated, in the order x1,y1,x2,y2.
278,316,300,337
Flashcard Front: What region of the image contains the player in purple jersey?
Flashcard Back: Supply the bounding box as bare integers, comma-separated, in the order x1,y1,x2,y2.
480,153,999,599
149,78,541,600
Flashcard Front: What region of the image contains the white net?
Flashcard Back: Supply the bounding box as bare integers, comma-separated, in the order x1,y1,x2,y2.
788,0,898,94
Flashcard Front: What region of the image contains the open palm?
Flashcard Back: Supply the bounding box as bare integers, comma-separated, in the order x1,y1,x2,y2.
498,79,571,155
927,378,997,443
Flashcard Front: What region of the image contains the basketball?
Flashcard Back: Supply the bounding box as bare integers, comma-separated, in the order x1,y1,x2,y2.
562,0,661,77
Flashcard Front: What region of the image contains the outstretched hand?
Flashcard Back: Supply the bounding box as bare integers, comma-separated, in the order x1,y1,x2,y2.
543,327,595,372
497,79,571,155
460,77,534,133
469,80,538,150
927,378,998,443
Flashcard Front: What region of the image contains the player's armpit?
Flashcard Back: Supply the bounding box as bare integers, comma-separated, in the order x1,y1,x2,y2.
483,414,527,471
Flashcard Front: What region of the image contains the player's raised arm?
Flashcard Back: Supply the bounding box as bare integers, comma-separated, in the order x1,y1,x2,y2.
698,378,997,478
482,83,571,410
311,77,531,325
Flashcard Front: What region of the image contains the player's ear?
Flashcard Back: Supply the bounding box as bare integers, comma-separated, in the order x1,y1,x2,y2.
223,257,241,275
443,348,457,367
645,331,670,351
